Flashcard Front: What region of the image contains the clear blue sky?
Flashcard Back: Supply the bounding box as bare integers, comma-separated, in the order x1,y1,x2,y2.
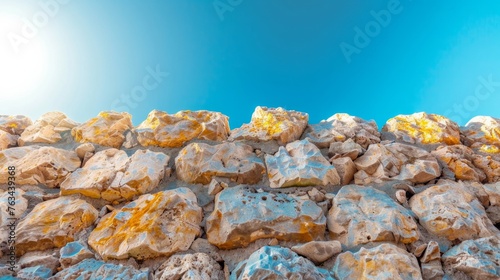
1,1,500,129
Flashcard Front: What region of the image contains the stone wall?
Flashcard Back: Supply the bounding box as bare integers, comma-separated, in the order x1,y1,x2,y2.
0,107,499,279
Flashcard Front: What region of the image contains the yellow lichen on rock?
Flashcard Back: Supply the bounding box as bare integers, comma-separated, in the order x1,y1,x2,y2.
229,106,309,144
383,112,460,145
16,196,98,256
136,110,230,148
88,188,202,260
0,115,32,135
71,111,133,148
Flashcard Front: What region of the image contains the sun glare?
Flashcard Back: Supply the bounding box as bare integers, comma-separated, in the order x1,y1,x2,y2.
0,15,47,100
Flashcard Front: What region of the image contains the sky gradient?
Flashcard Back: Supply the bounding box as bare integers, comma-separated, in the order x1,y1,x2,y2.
1,0,500,129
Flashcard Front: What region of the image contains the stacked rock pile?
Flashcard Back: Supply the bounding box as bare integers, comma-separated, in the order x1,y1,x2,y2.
0,107,499,279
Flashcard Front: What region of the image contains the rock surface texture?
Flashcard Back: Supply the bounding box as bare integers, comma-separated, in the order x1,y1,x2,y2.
1,108,500,279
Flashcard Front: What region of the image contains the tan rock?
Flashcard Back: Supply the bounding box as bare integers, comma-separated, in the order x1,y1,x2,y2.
265,139,340,188
0,114,32,135
61,149,169,202
190,238,222,262
59,241,94,269
18,112,78,145
154,253,224,280
136,110,230,148
229,106,309,145
16,196,98,256
232,246,333,279
303,113,380,149
206,186,326,249
409,182,499,241
443,236,500,280
52,258,150,280
382,112,461,145
462,116,500,151
331,157,357,185
291,240,342,264
0,146,81,188
0,130,18,150
88,188,202,260
332,243,423,280
421,241,441,263
72,111,133,148
327,185,420,247
175,142,265,185
421,260,445,280
328,138,364,160
354,143,441,185
18,250,60,274
75,143,95,160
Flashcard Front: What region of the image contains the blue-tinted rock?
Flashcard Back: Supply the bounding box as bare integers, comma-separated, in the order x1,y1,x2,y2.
50,259,150,280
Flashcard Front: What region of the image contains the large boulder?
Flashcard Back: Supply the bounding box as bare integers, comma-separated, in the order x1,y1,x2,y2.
265,139,340,188
353,142,441,185
136,109,230,148
88,188,202,260
229,106,308,145
303,113,380,149
206,186,326,249
231,246,333,280
61,149,169,202
50,258,150,280
16,196,98,256
327,185,420,247
71,111,133,148
18,112,78,145
382,112,461,145
409,182,499,241
462,116,500,153
432,144,500,183
332,243,422,280
443,236,500,280
0,114,32,135
0,146,81,188
175,142,265,184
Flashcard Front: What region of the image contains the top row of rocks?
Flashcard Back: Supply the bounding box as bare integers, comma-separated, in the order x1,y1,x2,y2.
1,107,499,153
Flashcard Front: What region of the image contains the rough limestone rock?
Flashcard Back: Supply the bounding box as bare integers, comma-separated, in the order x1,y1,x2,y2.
421,241,441,263
331,157,357,185
231,246,333,280
327,185,420,247
332,243,423,280
136,109,230,148
18,250,60,274
328,138,365,160
71,111,133,149
0,114,32,135
0,189,28,244
353,142,441,185
0,130,18,150
462,116,500,153
175,142,265,185
18,112,78,145
17,265,53,280
0,146,81,188
303,113,380,149
443,236,500,280
59,241,95,269
206,186,326,249
75,143,95,160
421,260,445,280
382,112,461,145
61,149,169,202
154,253,224,280
51,258,150,280
483,183,500,224
16,196,98,256
432,145,500,183
88,188,202,260
409,182,499,241
265,139,340,188
229,106,309,145
291,240,342,264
